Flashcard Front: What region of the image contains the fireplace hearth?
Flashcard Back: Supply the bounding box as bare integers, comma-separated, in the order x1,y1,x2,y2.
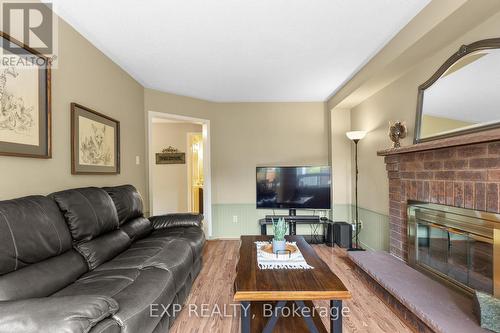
408,201,497,295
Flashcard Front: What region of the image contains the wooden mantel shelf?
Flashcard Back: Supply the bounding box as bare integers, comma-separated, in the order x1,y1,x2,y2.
377,128,500,156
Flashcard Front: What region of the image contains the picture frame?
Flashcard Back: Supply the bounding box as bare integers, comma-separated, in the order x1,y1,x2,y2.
71,103,120,174
0,32,51,158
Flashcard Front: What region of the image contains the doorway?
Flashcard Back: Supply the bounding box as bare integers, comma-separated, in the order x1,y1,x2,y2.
147,111,212,238
187,132,204,214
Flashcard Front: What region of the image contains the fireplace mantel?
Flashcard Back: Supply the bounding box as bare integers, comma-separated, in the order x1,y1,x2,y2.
378,128,500,156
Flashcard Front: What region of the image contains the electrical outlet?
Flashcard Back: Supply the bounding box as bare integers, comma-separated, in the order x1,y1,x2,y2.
232,215,238,223
352,221,363,231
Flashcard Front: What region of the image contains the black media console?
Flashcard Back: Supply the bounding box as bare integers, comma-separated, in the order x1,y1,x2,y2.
258,216,332,244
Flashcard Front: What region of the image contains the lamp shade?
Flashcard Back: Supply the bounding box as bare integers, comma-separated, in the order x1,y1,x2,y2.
346,131,367,141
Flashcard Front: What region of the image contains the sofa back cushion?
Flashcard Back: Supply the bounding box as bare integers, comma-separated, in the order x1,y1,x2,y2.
77,229,131,270
0,196,73,275
0,196,86,300
120,217,153,241
51,187,119,242
103,185,152,241
103,185,144,224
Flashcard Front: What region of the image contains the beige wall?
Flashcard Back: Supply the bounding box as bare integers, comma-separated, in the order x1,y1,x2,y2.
151,122,202,215
349,9,500,215
330,108,352,207
0,15,146,202
212,102,330,204
145,89,330,205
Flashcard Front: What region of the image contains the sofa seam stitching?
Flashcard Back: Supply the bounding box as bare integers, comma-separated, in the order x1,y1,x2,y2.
0,209,19,271
28,198,64,254
114,269,171,324
75,189,102,232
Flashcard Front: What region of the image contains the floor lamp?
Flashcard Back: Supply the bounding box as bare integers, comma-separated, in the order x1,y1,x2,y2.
346,131,367,251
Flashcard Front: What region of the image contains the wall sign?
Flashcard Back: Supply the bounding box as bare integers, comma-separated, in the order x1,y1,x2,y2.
156,146,185,164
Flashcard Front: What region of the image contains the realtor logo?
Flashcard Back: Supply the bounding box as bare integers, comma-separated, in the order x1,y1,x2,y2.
1,1,56,56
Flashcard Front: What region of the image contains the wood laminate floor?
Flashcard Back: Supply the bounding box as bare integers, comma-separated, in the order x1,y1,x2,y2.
169,240,412,333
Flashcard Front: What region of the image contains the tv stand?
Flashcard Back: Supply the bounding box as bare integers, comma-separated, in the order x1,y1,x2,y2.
259,216,331,244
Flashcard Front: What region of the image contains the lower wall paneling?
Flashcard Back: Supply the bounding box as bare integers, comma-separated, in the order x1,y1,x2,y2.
211,203,390,252
356,206,390,252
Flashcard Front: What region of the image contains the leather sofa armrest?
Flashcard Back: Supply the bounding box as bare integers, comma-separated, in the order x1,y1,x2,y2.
0,295,119,333
149,213,204,229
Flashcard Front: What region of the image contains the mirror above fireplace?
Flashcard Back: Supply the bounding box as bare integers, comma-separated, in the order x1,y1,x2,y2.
415,38,500,143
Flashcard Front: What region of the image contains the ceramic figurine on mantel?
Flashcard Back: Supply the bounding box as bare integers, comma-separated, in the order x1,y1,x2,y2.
389,121,407,148
272,217,287,253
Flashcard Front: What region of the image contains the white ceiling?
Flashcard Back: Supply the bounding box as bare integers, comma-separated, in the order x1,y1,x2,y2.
49,0,430,102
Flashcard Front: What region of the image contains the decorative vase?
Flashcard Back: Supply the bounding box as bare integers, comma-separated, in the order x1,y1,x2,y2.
272,239,286,253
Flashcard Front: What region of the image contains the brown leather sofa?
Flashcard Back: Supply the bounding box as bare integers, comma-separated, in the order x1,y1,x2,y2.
0,185,205,333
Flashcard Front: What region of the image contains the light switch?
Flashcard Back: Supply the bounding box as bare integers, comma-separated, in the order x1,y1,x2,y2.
135,156,140,165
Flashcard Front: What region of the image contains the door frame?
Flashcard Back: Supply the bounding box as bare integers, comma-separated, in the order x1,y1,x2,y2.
147,111,212,238
186,131,203,213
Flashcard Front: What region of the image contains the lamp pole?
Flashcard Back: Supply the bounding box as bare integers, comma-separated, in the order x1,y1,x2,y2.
346,131,366,251
353,139,362,250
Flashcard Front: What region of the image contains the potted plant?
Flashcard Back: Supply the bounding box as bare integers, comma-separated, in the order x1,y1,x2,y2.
272,217,287,253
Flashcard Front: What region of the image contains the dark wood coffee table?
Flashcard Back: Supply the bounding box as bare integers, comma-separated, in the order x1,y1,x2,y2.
234,235,351,333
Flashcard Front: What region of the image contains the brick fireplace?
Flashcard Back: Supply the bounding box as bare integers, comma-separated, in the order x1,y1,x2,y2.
379,135,500,261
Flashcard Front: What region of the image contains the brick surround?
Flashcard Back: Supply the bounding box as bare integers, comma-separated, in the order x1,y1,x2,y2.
383,141,500,260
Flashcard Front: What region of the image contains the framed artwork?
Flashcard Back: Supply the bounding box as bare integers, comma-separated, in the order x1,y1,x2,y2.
0,32,51,158
71,103,120,174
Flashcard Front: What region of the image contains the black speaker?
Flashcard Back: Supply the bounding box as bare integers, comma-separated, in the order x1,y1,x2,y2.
325,223,335,247
333,222,352,248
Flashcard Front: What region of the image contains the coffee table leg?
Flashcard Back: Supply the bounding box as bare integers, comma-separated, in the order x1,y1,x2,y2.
241,301,250,333
294,301,319,333
330,300,342,333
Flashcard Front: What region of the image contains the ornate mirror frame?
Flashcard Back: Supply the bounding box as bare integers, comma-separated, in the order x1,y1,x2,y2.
414,38,500,144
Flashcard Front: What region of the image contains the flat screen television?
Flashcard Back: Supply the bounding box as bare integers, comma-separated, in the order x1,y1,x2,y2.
256,166,331,211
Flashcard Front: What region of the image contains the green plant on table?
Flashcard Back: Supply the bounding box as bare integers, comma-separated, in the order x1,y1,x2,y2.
272,217,287,241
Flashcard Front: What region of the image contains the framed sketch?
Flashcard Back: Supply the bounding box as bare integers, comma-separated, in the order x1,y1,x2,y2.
0,32,51,158
71,103,120,174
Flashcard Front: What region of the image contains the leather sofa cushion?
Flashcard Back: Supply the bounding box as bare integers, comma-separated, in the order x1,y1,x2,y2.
54,267,176,333
149,226,206,261
94,239,193,291
149,213,203,229
0,195,72,275
76,229,131,270
89,319,121,333
120,217,153,241
0,295,118,333
51,187,119,242
0,250,87,301
103,185,144,224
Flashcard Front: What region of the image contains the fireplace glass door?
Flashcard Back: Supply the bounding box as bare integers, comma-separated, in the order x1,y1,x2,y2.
416,221,493,294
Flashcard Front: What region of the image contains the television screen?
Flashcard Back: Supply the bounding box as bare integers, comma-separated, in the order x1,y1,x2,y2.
256,166,331,210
